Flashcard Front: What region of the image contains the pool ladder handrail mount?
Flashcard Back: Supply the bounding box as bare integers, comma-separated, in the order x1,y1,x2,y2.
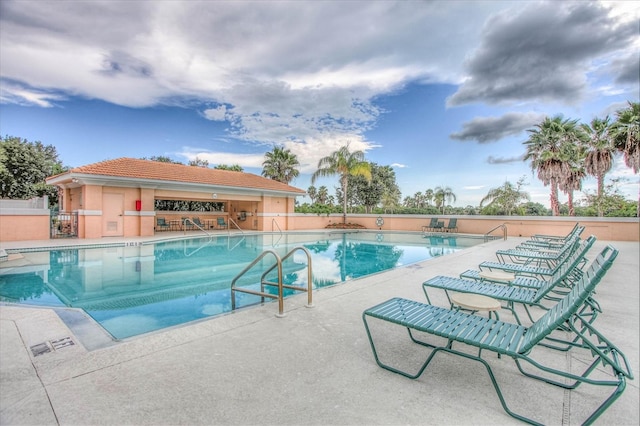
230,246,313,317
485,223,507,241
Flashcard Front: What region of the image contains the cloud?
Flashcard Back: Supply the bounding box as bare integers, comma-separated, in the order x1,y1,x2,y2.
463,185,485,190
487,155,525,165
447,1,638,106
450,112,545,143
611,53,640,85
390,163,407,168
0,0,508,169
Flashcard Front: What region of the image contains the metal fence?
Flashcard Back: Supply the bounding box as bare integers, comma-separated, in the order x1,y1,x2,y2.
51,211,78,238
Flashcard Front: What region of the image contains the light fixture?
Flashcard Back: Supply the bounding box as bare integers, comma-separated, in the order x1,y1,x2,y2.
212,193,218,199
71,178,79,183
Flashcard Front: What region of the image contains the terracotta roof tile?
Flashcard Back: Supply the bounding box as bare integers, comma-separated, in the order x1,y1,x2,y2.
56,158,305,194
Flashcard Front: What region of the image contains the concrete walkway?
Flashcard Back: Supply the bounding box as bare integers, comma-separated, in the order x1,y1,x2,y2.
1,236,638,425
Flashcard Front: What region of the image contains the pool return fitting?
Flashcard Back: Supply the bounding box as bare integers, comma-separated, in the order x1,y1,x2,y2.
230,246,313,317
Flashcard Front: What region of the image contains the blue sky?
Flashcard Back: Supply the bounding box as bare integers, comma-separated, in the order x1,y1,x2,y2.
1,0,638,208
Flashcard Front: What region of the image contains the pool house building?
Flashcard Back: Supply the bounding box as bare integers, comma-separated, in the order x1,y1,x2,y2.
44,158,306,239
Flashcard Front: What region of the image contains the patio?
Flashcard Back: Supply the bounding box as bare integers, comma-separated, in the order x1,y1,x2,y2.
0,235,638,425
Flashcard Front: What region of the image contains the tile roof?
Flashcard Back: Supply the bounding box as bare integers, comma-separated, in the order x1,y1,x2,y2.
49,158,305,194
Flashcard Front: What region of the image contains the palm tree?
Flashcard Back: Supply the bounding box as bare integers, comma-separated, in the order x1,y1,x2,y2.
480,177,530,215
306,185,317,204
611,101,640,174
425,189,434,206
316,186,330,205
524,116,579,216
261,146,300,184
581,116,614,216
433,186,456,214
611,102,640,217
311,146,371,224
558,141,586,217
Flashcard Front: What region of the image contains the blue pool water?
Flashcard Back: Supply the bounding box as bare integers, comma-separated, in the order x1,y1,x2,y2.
0,231,480,339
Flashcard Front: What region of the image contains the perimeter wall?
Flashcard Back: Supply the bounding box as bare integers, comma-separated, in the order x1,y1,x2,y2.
287,214,640,242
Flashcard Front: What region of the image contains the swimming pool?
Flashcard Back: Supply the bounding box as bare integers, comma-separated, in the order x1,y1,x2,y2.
0,231,482,339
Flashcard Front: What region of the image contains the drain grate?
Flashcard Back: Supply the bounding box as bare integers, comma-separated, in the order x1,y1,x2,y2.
51,336,74,350
30,337,75,357
30,342,51,357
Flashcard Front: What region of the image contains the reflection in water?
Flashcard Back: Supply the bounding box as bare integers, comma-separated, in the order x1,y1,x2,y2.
0,232,467,339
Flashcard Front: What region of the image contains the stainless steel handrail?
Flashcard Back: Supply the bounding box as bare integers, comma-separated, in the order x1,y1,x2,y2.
261,246,313,308
230,245,314,317
272,218,282,234
182,218,212,237
230,250,285,316
485,223,507,241
228,217,244,234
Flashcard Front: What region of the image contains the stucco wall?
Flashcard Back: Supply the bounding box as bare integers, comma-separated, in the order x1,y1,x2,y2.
0,213,50,241
288,214,640,242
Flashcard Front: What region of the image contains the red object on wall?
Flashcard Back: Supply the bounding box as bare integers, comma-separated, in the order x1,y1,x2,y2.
135,200,142,211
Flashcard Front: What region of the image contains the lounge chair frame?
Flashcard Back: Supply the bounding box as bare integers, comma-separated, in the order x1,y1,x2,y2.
422,236,597,324
362,245,632,425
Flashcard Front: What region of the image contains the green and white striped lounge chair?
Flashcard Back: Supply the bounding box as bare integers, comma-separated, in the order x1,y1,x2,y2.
362,245,632,425
517,225,584,251
479,238,582,279
494,236,580,268
530,222,581,242
460,236,595,289
423,237,600,324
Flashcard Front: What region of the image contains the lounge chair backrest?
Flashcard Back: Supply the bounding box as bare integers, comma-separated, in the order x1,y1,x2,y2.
157,217,167,225
429,218,439,227
519,245,618,354
447,218,457,227
539,235,596,295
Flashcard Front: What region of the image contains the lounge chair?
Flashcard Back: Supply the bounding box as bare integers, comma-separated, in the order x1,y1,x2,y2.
462,236,594,288
444,218,458,233
421,218,440,233
494,236,580,268
518,225,584,250
530,222,581,242
362,245,632,425
156,217,170,231
423,237,598,324
217,217,228,229
181,217,195,231
191,217,205,229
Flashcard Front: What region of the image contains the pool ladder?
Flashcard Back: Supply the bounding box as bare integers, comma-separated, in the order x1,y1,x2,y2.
230,246,313,317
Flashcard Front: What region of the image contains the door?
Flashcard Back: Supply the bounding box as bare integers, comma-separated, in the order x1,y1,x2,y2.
102,193,124,237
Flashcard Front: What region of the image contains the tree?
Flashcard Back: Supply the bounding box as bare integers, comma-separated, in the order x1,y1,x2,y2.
261,146,300,184
480,177,530,215
557,139,586,217
145,155,182,164
214,164,244,172
433,186,456,214
611,101,640,174
611,101,639,217
189,157,209,167
307,185,317,204
348,163,400,213
581,178,638,217
0,135,66,206
311,145,371,223
524,116,579,216
581,116,615,216
316,186,330,205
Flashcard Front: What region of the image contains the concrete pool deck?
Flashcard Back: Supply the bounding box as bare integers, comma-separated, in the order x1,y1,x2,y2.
1,234,638,425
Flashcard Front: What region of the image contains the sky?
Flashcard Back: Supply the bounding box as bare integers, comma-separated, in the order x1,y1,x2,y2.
0,0,638,208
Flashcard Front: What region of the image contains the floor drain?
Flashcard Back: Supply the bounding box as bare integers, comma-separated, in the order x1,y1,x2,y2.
30,342,51,357
30,337,75,357
51,337,75,349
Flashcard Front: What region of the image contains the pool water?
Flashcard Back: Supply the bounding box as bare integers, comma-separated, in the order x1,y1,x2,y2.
0,231,478,339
